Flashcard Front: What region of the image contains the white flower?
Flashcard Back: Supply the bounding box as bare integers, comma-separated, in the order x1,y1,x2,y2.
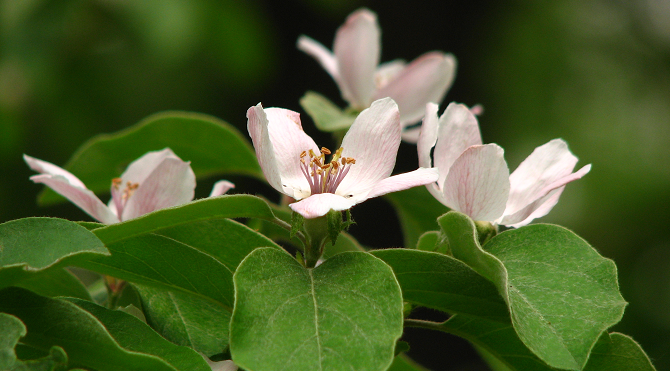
24,148,234,224
247,97,439,219
418,103,591,227
298,8,456,141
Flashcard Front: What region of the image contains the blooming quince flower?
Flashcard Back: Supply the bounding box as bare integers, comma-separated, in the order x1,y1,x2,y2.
247,97,439,219
298,8,456,141
418,102,591,228
24,148,234,224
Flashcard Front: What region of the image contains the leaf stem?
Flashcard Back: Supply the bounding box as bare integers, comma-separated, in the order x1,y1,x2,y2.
268,216,308,249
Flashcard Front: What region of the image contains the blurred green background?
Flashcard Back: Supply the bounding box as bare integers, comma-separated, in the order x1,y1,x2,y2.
1,0,669,369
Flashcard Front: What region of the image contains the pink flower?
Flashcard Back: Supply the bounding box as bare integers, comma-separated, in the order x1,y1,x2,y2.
24,148,234,224
247,97,438,219
298,8,456,141
418,103,591,228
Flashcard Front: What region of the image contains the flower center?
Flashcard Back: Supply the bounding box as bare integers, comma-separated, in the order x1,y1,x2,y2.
111,178,139,219
300,147,355,195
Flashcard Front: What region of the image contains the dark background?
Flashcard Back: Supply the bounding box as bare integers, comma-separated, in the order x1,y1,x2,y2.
1,0,669,369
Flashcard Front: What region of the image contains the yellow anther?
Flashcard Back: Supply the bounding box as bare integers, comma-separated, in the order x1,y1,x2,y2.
321,147,331,155
112,178,122,189
300,151,307,158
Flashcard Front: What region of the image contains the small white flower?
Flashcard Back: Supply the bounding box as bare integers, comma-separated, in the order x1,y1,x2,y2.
298,8,456,141
247,97,438,219
24,148,234,224
418,103,591,227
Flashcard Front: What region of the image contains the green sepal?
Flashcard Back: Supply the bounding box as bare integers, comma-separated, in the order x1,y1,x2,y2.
299,91,356,132
290,211,304,240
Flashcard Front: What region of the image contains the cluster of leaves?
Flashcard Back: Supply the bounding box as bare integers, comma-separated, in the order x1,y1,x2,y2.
0,113,655,371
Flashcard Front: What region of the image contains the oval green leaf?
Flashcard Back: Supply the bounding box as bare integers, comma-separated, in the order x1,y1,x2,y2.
66,297,212,371
0,287,179,371
91,194,277,245
230,248,403,371
0,217,108,290
39,111,262,205
439,211,627,370
371,249,509,321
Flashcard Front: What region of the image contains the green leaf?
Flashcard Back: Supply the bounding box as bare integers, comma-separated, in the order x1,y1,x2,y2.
439,314,556,371
155,217,281,272
439,211,627,370
0,313,26,370
91,194,277,245
583,332,656,371
15,268,91,300
0,287,180,371
385,187,448,249
0,217,108,290
387,354,429,371
78,233,235,308
135,284,231,356
1,313,69,371
299,91,356,131
230,248,403,371
65,298,212,371
39,111,262,205
415,231,449,254
371,249,509,320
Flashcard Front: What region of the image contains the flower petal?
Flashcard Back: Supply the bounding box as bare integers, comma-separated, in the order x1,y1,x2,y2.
209,180,235,197
23,154,87,189
247,104,284,193
264,108,319,200
374,59,406,89
365,167,439,200
333,8,380,109
29,174,118,224
121,157,196,220
297,35,339,80
500,163,591,227
120,148,178,185
416,103,447,202
337,98,401,197
442,144,510,222
501,139,588,226
374,52,457,126
289,193,357,219
433,103,482,189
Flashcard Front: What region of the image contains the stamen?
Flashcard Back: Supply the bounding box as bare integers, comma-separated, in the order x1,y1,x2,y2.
109,178,141,221
299,147,355,196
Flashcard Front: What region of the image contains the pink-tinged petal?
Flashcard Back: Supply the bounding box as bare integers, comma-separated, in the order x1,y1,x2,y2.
433,103,482,189
297,35,339,80
373,52,457,126
247,104,286,195
120,148,178,184
374,59,406,89
121,158,196,220
337,98,401,197
503,139,584,220
209,180,235,197
416,103,449,203
23,154,86,188
29,174,118,224
264,108,319,200
442,144,510,222
365,167,439,200
333,8,380,108
500,164,591,227
289,193,357,219
417,103,439,169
